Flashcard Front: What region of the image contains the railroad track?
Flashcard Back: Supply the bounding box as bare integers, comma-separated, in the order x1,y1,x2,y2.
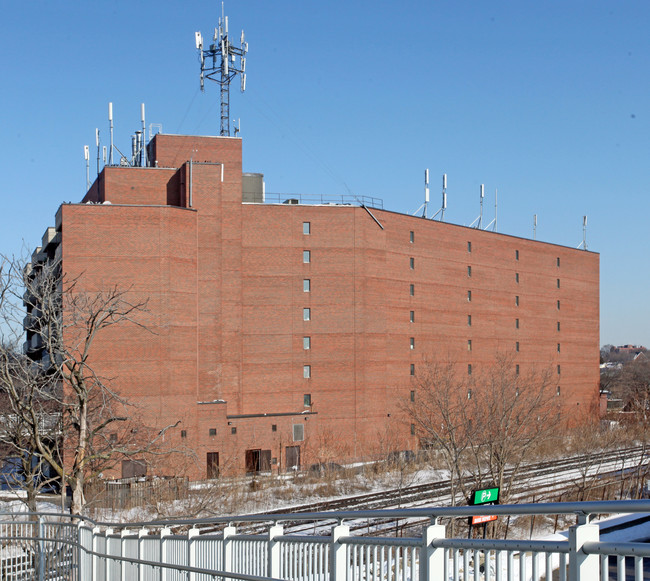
211,446,648,536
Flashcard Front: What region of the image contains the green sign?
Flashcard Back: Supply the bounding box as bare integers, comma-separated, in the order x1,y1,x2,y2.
471,487,499,505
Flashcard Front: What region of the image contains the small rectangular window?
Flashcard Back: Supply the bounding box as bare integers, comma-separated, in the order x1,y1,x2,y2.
303,308,311,321
467,339,472,351
516,364,520,375
515,272,519,283
410,390,415,402
516,341,520,352
410,231,414,243
467,241,472,253
467,265,472,277
209,428,216,437
272,424,277,432
557,257,560,267
303,222,311,235
516,250,520,261
557,300,561,310
556,386,561,396
468,364,472,376
109,433,117,443
410,337,415,350
293,424,305,442
410,310,415,323
557,321,561,331
180,430,187,439
303,336,311,350
410,284,415,296
411,423,416,435
467,290,472,302
231,427,237,435
303,250,311,263
515,318,520,329
468,314,472,326
410,257,415,269
410,363,415,376
557,364,561,375
303,279,311,292
467,389,472,399
515,295,519,306
557,278,560,289
304,393,311,406
557,343,561,353
303,365,311,379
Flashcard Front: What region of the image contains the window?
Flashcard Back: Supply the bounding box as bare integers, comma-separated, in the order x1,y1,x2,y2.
410,390,415,402
209,428,216,437
557,300,561,310
557,364,561,375
410,231,414,243
410,257,415,269
467,339,472,352
410,284,415,296
231,427,237,435
467,388,472,398
467,265,472,277
557,257,560,267
293,424,305,442
515,318,520,329
467,241,472,253
516,250,519,260
304,393,312,406
181,430,187,439
516,364,520,375
303,336,311,350
468,314,472,326
516,341,520,352
410,337,415,350
515,272,519,283
410,311,415,323
303,250,311,263
303,365,311,379
272,424,277,432
557,343,561,353
303,308,311,321
303,222,311,235
410,363,415,376
467,290,472,302
515,295,519,306
303,279,310,292
468,364,472,376
557,321,561,331
556,386,561,396
557,278,561,289
109,433,117,443
411,423,416,435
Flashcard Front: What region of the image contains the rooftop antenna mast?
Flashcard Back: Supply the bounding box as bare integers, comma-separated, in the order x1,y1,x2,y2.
484,188,497,231
577,215,588,250
533,214,537,240
108,102,114,165
83,145,90,191
423,169,430,218
196,3,248,136
469,184,485,228
432,174,447,221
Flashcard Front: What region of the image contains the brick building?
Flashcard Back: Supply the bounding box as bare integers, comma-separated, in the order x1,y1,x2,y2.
27,133,600,479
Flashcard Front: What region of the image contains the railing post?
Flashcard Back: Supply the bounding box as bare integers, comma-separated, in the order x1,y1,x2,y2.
223,525,237,580
121,529,129,581
37,516,45,581
138,528,147,581
420,523,446,581
160,527,171,581
92,526,101,581
267,524,283,579
105,528,113,581
330,523,350,581
568,520,599,581
188,527,200,581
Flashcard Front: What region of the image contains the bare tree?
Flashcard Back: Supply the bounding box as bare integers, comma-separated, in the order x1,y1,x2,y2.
406,354,561,509
0,255,176,515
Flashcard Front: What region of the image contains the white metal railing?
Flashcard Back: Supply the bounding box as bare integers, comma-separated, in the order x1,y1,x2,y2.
3,500,650,580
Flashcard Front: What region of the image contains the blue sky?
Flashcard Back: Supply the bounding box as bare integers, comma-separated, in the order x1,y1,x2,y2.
1,1,648,347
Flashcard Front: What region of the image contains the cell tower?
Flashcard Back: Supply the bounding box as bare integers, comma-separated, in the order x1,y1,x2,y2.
195,3,248,136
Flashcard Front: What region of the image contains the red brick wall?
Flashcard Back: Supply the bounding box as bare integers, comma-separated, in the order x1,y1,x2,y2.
54,134,599,479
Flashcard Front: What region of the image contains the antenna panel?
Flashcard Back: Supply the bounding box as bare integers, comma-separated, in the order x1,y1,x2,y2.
84,145,89,161
195,31,203,49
